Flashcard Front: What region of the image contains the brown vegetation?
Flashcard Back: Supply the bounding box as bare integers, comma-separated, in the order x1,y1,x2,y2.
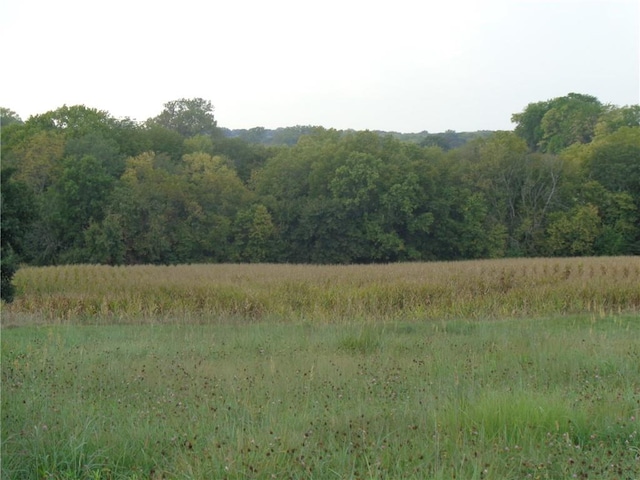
4,257,639,325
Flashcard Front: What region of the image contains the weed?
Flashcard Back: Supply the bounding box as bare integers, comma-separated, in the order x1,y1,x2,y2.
3,316,639,478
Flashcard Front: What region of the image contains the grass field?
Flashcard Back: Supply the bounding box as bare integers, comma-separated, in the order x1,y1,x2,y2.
2,258,640,479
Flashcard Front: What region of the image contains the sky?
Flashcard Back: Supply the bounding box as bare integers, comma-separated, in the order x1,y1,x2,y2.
1,0,638,133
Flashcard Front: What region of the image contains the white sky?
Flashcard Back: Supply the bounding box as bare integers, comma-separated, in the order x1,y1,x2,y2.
1,0,638,133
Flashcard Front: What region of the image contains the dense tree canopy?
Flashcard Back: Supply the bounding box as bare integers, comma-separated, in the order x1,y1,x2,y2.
1,93,638,277
1,168,35,301
147,98,219,138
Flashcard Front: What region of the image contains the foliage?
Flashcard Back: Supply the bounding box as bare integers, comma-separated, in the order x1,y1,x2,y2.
586,127,640,197
146,97,219,138
545,204,602,256
232,204,277,262
3,130,66,194
595,104,640,135
0,107,23,127
512,93,604,153
2,93,639,266
0,169,35,302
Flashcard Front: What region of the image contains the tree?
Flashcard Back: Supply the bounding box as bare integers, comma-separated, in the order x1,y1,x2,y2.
83,214,126,265
328,152,395,262
512,93,604,153
142,125,185,162
208,136,273,183
4,130,66,194
419,130,471,151
585,127,640,197
0,107,23,127
425,154,506,260
109,151,252,264
54,155,115,255
182,152,252,218
147,98,219,138
0,111,27,162
540,93,603,153
65,132,125,177
460,132,562,255
1,169,35,301
512,100,551,151
23,105,117,139
595,105,640,135
232,204,276,262
271,126,322,146
380,173,434,260
579,182,638,255
582,127,640,253
545,204,601,256
184,134,214,155
293,196,357,263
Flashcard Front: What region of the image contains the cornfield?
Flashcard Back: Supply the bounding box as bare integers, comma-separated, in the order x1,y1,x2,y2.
4,257,639,324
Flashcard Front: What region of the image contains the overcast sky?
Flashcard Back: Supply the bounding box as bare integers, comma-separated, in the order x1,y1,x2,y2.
1,0,638,133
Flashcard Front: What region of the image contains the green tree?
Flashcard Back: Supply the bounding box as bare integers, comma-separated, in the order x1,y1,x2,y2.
23,105,117,139
512,100,551,151
253,129,445,263
594,105,640,136
182,152,251,218
1,169,35,301
54,155,115,257
0,107,23,127
271,126,322,146
380,173,434,260
585,127,640,197
112,152,188,263
545,204,601,256
147,98,219,138
232,204,276,262
141,124,185,162
512,93,604,153
238,127,269,144
110,151,251,264
329,152,381,210
83,213,126,265
544,136,639,256
328,152,392,262
293,196,356,263
425,153,506,260
540,93,603,153
65,132,125,177
0,111,27,163
581,182,638,255
5,130,66,194
8,105,152,181
461,132,562,255
209,136,273,183
184,134,214,154
579,126,640,252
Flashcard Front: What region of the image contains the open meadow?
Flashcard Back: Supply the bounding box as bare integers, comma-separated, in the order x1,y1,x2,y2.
2,257,640,479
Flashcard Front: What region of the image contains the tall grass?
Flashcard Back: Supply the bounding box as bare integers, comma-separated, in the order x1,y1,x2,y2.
4,257,640,324
2,316,639,479
2,259,639,478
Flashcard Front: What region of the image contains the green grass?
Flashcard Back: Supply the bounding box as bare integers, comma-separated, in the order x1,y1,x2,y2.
3,315,639,479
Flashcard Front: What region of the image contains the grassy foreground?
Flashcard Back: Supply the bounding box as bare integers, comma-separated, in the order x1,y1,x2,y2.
2,316,639,479
2,258,640,479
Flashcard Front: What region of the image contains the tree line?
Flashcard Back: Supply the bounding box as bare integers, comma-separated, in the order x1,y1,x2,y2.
1,93,639,296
